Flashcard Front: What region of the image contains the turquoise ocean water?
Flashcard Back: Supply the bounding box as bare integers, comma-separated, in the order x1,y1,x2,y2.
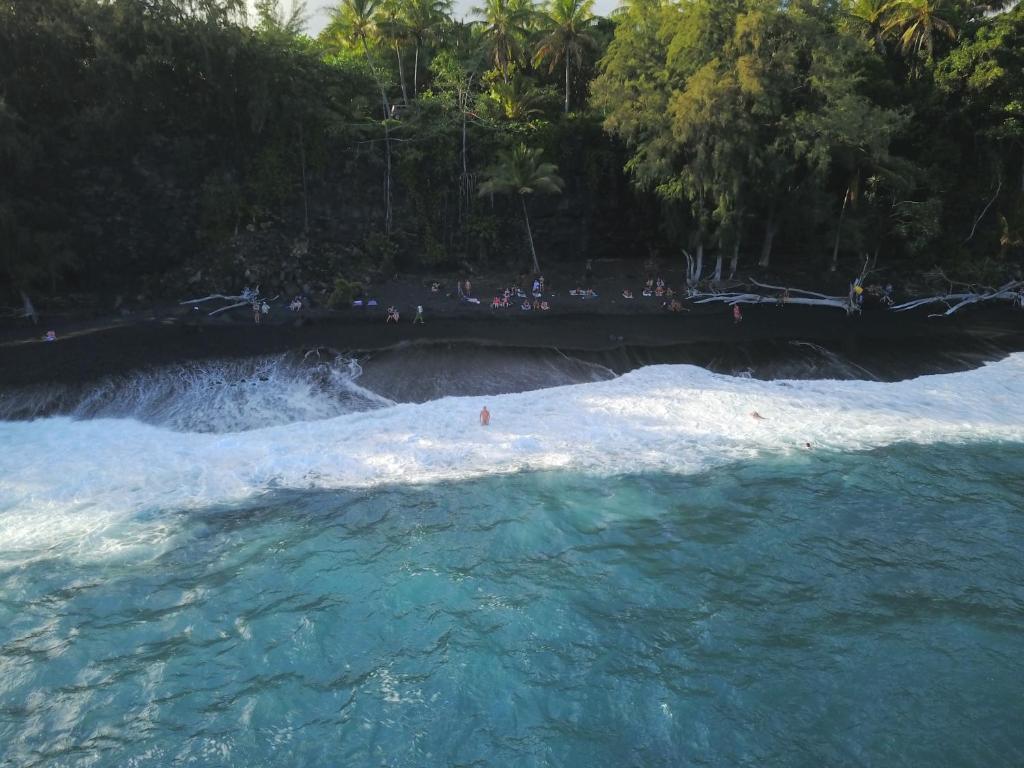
1,443,1022,766
2,352,1024,766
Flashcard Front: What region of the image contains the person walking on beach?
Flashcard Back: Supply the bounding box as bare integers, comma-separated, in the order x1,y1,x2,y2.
413,305,424,324
733,304,743,324
479,406,490,426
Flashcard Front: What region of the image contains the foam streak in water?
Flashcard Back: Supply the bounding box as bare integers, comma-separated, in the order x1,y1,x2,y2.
2,355,1024,557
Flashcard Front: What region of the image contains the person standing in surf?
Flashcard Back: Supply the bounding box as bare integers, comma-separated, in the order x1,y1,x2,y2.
479,406,490,426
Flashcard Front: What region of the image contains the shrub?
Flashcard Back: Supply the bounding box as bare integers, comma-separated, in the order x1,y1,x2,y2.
328,278,361,309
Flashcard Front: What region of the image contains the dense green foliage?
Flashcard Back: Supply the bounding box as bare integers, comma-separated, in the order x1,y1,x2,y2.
1,0,1022,304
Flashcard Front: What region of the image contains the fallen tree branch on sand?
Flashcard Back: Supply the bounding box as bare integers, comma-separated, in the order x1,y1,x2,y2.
692,291,852,311
180,287,279,317
890,280,1024,316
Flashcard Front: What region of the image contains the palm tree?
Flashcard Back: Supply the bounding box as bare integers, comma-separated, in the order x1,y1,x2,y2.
478,144,565,273
847,0,890,54
534,0,597,113
377,0,411,103
402,0,452,95
472,0,535,81
882,0,958,62
326,0,382,56
325,0,395,233
488,72,545,119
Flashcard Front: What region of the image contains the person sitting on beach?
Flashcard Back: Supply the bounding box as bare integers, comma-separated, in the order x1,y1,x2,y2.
491,296,502,309
622,289,634,299
656,276,665,290
655,285,665,297
668,299,684,312
44,330,56,342
386,306,400,323
521,300,532,310
645,277,654,291
666,287,674,298
642,288,653,297
431,281,440,293
540,301,550,311
532,279,541,297
532,298,540,310
289,297,303,312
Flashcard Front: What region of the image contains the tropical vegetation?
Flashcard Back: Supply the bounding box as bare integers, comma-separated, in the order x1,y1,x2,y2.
1,0,1022,308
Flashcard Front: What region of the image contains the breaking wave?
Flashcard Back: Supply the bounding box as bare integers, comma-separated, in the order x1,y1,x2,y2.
1,353,1023,560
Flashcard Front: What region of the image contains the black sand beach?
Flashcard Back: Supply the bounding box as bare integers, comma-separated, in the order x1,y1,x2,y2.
2,286,1023,390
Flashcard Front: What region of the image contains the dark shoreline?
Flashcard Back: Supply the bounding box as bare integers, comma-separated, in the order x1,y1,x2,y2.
1,302,1023,389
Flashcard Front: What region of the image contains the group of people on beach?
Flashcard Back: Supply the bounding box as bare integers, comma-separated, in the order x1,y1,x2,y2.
622,276,674,300
386,305,424,324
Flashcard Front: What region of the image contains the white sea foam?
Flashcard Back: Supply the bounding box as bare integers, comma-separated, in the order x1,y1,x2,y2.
2,354,1023,559
0,354,392,432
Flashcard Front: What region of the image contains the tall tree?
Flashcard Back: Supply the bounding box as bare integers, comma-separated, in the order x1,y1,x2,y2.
326,0,396,233
378,1,412,103
847,0,891,54
882,0,959,64
534,0,598,113
472,0,535,81
402,0,452,95
478,144,564,273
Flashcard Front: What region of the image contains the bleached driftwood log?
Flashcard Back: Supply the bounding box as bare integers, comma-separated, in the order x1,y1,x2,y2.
890,280,1024,316
691,279,855,312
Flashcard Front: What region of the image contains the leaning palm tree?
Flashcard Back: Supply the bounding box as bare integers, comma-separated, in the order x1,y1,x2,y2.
881,0,958,62
478,144,564,273
533,0,597,113
472,0,535,81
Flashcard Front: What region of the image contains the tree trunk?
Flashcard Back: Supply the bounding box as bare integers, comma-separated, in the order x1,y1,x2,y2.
521,196,540,274
395,44,409,105
362,38,392,234
830,186,850,273
694,241,704,284
713,252,722,283
20,290,38,325
758,215,777,268
729,237,740,279
414,43,420,97
564,58,571,114
298,120,309,235
460,93,469,222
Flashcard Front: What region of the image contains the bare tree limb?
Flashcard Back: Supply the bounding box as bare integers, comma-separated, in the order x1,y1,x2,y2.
964,175,1002,243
